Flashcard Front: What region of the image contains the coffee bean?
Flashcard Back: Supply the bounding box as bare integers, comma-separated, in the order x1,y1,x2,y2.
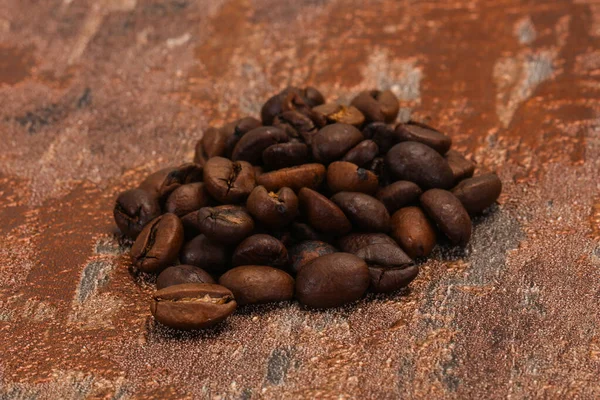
445,150,476,183
114,188,161,239
330,192,390,232
421,189,472,246
350,90,399,123
368,156,388,182
395,121,452,154
246,186,298,228
131,213,184,273
376,181,422,213
151,283,236,330
354,244,418,293
157,163,204,200
232,234,288,268
391,207,436,258
326,161,379,194
311,104,365,127
311,123,364,164
342,140,379,167
180,234,230,274
290,222,331,243
386,142,454,189
201,126,228,159
272,111,317,142
224,117,263,157
337,233,397,254
139,167,176,196
195,205,255,244
361,122,397,154
295,253,369,308
156,265,215,290
298,187,352,235
261,87,324,125
262,142,309,170
203,157,256,203
303,86,325,107
219,266,294,306
165,182,211,217
288,241,337,274
256,163,326,192
451,173,502,214
231,126,289,164
253,165,264,178
261,87,300,126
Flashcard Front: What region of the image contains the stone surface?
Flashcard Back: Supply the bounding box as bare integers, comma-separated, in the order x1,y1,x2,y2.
1,0,600,398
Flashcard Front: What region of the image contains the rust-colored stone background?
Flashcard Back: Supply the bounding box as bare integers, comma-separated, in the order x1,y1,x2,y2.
1,0,599,398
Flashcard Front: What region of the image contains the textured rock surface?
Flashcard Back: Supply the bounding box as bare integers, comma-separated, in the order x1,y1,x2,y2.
1,0,600,398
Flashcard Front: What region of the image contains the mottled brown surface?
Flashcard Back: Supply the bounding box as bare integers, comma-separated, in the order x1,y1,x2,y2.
1,0,599,399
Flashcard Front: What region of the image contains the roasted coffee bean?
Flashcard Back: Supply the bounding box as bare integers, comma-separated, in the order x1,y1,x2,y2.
180,234,230,274
246,186,298,228
131,213,184,273
156,265,215,290
231,126,289,164
151,283,236,330
203,157,255,203
391,207,436,258
165,182,211,217
446,150,476,183
295,253,369,308
368,156,388,181
262,142,309,170
451,173,502,214
331,192,391,232
224,117,263,157
253,165,264,178
261,87,324,125
386,142,454,189
272,111,317,142
157,163,204,200
139,167,176,195
354,244,418,293
311,104,365,127
327,161,379,194
195,205,255,244
350,90,399,123
342,140,379,167
395,121,452,154
232,234,288,268
256,163,326,192
337,233,398,254
298,188,352,235
421,189,471,246
288,241,337,274
114,188,161,239
303,86,326,107
290,222,331,242
376,181,422,213
311,123,364,164
201,126,228,159
219,266,294,306
361,122,397,154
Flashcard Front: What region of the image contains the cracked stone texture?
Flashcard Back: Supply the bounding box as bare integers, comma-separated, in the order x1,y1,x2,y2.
1,0,600,399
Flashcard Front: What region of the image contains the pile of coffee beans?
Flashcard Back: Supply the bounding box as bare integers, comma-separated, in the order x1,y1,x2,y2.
113,87,502,330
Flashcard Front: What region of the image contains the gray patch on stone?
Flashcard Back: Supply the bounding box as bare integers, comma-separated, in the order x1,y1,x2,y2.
111,385,130,400
94,236,123,256
515,17,537,45
265,347,293,385
71,375,94,400
0,385,39,400
238,388,252,400
77,260,114,303
397,107,412,123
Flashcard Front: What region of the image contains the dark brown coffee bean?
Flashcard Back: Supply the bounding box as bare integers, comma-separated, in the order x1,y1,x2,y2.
288,241,337,274
131,214,184,273
151,283,236,330
337,233,397,254
262,142,309,170
232,234,288,268
350,90,399,123
290,222,331,243
165,183,211,217
253,165,264,178
219,266,294,306
311,123,364,164
261,87,323,125
354,244,418,293
311,104,365,127
327,161,379,194
203,157,255,204
342,140,379,167
386,142,454,189
246,186,298,228
180,234,230,274
156,265,215,290
157,163,204,200
446,150,476,183
201,126,228,159
114,188,161,239
362,122,397,154
451,173,502,214
391,207,436,258
195,205,255,244
376,181,422,213
303,86,325,107
272,111,317,142
330,192,391,232
298,188,352,235
368,157,388,181
139,167,176,195
223,117,263,157
231,126,289,164
421,189,472,246
295,253,369,308
395,121,452,154
256,163,326,192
